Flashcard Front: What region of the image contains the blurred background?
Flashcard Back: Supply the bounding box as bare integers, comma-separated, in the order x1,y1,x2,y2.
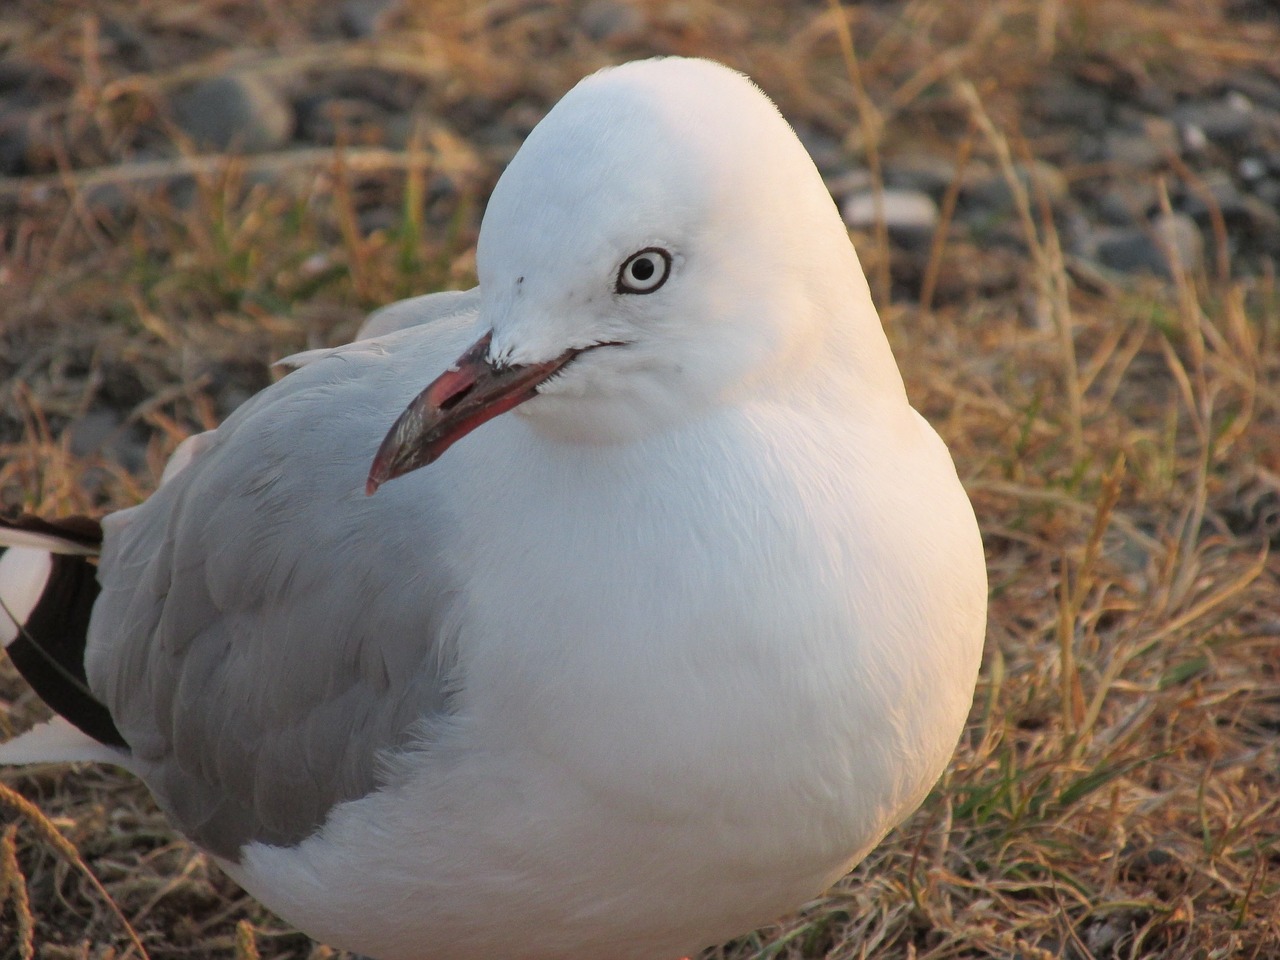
1,2,1278,958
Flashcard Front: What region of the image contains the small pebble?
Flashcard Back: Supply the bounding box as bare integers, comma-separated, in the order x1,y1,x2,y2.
1176,170,1280,243
1228,71,1280,111
1096,212,1203,279
297,96,388,146
1096,181,1158,226
339,0,400,37
796,127,847,176
68,409,149,474
841,188,939,249
171,74,294,153
823,168,874,199
964,160,1069,212
884,155,959,199
1180,124,1209,153
1172,96,1255,146
0,110,30,175
1033,77,1110,130
1238,156,1267,181
1104,118,1179,169
578,0,646,44
1256,179,1280,209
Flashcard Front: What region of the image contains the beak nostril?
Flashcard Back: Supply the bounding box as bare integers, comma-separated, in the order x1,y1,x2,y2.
437,385,472,412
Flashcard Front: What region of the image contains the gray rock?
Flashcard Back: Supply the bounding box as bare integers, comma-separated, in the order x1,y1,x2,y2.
1239,156,1268,181
578,0,646,44
964,159,1069,212
0,125,69,180
101,18,153,71
1256,179,1280,210
298,96,388,146
83,171,198,219
1239,195,1280,245
1177,170,1280,243
359,206,398,236
83,182,135,220
1181,175,1280,246
1181,170,1244,214
68,409,149,474
840,188,939,249
1022,160,1070,208
885,155,959,198
0,109,30,175
1096,180,1158,226
1103,117,1179,169
1227,71,1280,112
1096,212,1203,278
1063,210,1109,262
1226,89,1257,113
384,113,414,150
1033,77,1110,130
68,409,123,459
823,168,873,200
1154,212,1206,275
0,57,71,102
796,127,846,175
172,74,294,153
339,0,400,36
1183,123,1210,155
1172,96,1255,147
1131,81,1176,115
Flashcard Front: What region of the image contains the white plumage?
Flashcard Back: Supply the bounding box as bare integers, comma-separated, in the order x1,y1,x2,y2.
1,57,986,960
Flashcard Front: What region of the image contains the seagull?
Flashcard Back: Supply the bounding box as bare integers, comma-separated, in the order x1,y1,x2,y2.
0,57,986,960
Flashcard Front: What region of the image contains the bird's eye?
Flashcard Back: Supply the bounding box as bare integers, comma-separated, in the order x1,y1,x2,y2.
616,248,672,294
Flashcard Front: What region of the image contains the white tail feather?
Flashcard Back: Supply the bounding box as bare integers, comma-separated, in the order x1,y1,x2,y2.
0,546,53,646
0,529,96,556
0,717,129,766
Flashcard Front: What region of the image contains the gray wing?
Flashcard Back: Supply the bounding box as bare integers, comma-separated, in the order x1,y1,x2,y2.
86,313,477,859
356,287,480,340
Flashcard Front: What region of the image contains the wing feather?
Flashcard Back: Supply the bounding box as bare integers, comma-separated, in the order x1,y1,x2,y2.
85,313,477,858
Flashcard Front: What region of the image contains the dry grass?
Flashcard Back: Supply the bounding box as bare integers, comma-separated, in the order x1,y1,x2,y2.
2,0,1279,957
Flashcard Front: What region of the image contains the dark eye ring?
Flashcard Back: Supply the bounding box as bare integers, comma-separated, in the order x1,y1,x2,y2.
616,247,672,294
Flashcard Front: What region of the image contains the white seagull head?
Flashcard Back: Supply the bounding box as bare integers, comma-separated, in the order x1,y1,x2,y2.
368,57,901,493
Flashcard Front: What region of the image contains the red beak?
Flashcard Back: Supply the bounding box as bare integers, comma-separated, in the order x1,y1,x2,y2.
366,332,589,494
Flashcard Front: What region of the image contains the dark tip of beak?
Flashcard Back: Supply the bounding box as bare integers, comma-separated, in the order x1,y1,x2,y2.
366,333,625,494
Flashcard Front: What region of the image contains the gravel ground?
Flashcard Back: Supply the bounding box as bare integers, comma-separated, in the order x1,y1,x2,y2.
2,1,1279,452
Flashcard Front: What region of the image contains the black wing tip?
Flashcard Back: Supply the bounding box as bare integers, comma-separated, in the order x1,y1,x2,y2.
7,633,128,748
2,531,126,749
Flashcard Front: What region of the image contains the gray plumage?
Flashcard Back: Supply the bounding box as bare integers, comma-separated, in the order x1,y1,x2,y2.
86,294,478,858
